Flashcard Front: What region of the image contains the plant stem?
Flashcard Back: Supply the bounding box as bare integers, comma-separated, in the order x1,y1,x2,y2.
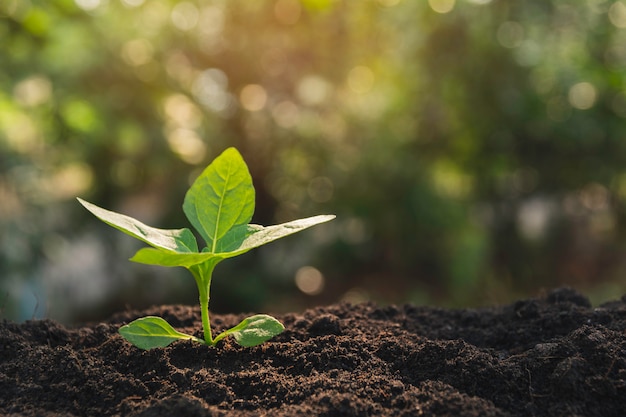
190,260,219,346
199,285,212,345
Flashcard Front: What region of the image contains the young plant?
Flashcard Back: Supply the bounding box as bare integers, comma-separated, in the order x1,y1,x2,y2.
78,147,334,349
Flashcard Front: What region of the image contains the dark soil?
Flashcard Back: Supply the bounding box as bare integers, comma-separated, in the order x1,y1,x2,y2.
2,287,626,416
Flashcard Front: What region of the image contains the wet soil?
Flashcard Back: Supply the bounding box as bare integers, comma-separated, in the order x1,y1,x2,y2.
2,287,626,416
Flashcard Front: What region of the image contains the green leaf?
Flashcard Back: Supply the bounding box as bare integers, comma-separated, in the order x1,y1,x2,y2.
214,224,261,254
130,247,220,268
119,316,204,350
130,214,334,266
216,215,336,258
77,198,198,253
183,147,255,253
214,314,285,347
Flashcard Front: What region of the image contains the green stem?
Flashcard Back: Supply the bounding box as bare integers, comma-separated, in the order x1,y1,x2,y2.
190,260,219,346
199,282,212,345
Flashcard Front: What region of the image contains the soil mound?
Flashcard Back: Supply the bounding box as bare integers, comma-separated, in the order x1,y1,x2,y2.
2,287,626,416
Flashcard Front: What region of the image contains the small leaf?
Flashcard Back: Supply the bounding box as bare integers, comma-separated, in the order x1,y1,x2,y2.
214,314,285,347
119,316,203,350
78,198,198,253
183,147,255,252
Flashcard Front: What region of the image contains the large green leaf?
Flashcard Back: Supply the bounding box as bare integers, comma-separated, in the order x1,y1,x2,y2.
216,215,336,258
119,316,204,350
77,198,198,253
183,147,255,252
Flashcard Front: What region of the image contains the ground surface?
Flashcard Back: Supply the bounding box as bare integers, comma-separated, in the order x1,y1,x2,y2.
2,287,626,416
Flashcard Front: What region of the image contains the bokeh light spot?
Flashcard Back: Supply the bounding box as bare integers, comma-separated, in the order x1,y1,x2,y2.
121,0,144,7
165,52,194,85
74,0,102,12
42,163,94,201
2,112,40,154
138,2,169,33
580,183,609,212
166,128,206,164
297,75,332,106
198,6,224,39
568,82,597,110
514,40,542,67
3,0,32,19
121,38,154,67
295,266,325,295
609,1,626,28
164,94,201,128
517,198,555,241
239,84,268,112
341,287,369,304
428,0,455,14
171,1,199,31
272,101,300,128
13,76,52,107
432,160,473,199
193,68,235,116
347,66,375,94
61,100,99,133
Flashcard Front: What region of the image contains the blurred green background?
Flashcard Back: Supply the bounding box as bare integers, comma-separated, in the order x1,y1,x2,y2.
3,0,626,324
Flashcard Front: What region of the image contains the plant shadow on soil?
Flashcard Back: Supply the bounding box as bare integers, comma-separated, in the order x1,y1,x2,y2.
2,287,626,416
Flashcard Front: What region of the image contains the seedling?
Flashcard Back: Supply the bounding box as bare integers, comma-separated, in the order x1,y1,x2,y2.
79,147,334,349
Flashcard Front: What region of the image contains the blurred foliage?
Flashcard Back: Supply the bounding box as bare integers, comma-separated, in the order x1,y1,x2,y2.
3,0,626,323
